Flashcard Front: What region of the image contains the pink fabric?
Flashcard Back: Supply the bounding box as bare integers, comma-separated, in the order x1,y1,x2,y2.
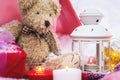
54,0,81,34
0,53,7,76
101,71,120,80
0,0,21,26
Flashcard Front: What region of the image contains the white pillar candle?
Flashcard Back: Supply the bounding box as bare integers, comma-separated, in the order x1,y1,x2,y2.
53,68,81,80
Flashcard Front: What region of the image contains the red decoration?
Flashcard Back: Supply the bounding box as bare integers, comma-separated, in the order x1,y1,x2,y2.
0,42,26,78
27,70,53,80
82,72,90,80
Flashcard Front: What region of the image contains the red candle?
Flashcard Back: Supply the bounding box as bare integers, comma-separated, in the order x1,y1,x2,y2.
27,66,53,80
82,72,90,80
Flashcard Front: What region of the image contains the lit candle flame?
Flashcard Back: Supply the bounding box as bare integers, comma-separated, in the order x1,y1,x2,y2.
88,56,96,64
65,66,69,72
89,58,93,64
35,66,44,73
66,66,68,69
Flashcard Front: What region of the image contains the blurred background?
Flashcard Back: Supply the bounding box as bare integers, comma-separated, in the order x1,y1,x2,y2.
71,0,120,38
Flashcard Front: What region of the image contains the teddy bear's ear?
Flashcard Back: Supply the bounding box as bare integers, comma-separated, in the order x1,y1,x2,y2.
18,0,38,15
49,0,61,16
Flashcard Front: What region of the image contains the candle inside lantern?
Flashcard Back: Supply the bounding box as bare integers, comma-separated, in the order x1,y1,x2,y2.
53,67,81,80
65,66,69,71
87,56,96,64
85,56,98,72
27,66,53,80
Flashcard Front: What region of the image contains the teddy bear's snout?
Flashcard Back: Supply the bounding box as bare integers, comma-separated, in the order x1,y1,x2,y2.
45,20,50,28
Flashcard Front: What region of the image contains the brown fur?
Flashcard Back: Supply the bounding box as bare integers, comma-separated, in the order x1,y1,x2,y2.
0,0,61,68
0,20,23,38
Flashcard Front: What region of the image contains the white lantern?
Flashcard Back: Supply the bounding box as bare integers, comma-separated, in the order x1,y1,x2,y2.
71,9,112,73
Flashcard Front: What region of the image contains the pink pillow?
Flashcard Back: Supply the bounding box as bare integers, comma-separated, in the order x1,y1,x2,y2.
54,0,82,34
0,0,21,26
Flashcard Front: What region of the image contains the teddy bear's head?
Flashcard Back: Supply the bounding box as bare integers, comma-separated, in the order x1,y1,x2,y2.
19,0,60,34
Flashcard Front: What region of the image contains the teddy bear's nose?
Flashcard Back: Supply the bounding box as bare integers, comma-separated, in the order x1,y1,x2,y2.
45,20,50,28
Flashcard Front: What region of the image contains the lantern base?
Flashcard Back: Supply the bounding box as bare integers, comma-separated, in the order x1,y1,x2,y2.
84,64,99,72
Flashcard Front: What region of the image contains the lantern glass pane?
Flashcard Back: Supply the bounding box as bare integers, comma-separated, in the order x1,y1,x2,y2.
72,39,110,73
103,41,110,72
79,41,99,72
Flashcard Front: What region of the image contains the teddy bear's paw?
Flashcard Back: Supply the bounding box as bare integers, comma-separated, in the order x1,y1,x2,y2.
43,53,81,70
45,52,58,61
0,20,22,39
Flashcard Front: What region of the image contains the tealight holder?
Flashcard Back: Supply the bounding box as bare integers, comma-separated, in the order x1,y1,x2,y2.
27,66,53,80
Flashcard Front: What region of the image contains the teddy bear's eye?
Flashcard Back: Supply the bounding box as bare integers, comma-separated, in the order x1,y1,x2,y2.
36,11,40,15
49,13,52,16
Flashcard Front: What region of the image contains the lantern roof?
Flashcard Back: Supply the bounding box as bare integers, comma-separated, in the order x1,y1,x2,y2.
70,25,112,39
79,9,104,25
80,9,103,17
71,9,112,39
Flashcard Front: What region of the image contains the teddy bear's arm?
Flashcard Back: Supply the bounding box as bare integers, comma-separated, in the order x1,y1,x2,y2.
44,53,81,70
46,31,61,55
0,20,23,39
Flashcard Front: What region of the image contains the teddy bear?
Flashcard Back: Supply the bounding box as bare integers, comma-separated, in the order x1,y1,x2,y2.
0,0,61,69
0,0,81,70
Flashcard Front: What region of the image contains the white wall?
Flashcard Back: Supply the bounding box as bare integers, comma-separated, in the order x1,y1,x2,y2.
71,0,120,38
